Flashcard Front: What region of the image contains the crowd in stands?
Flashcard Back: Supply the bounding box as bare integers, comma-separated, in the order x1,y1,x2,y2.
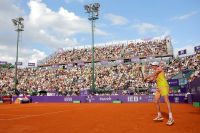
123,39,169,58
0,52,199,96
40,38,170,66
0,36,199,96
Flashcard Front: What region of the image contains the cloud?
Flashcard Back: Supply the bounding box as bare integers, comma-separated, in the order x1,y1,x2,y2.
26,0,106,48
105,13,129,25
171,11,198,21
132,22,169,35
0,0,23,31
0,0,107,64
0,43,46,66
26,0,86,48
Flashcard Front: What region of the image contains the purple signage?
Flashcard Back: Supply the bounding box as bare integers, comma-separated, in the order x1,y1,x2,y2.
190,77,200,102
28,63,35,66
131,57,140,62
52,64,59,68
12,95,186,103
80,90,89,96
67,64,73,67
78,62,85,66
117,59,123,63
101,60,108,65
168,79,179,87
0,61,7,65
15,62,23,65
178,49,187,55
194,45,200,52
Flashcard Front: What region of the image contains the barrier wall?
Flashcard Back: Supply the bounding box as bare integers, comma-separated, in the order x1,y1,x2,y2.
13,95,186,103
190,77,200,102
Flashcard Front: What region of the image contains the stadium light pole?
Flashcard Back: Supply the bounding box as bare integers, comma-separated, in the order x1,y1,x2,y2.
84,3,100,91
12,17,24,90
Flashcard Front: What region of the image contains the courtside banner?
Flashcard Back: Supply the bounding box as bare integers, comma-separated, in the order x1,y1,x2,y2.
28,63,35,66
12,95,186,103
178,49,187,55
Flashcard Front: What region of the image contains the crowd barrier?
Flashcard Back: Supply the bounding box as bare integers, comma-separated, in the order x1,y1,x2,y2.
12,95,186,103
1,95,12,104
190,77,200,102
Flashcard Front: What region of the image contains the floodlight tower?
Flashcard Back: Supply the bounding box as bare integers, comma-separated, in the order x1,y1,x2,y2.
12,17,24,90
84,3,100,91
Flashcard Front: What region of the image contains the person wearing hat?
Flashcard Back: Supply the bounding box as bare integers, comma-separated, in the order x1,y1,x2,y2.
144,61,174,126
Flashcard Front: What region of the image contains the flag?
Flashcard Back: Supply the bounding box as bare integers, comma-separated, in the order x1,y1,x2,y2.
194,45,200,52
178,49,186,55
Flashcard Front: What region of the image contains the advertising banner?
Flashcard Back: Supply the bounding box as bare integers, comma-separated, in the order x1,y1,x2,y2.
168,79,179,86
178,49,187,55
194,45,200,52
0,61,7,65
190,77,200,102
131,57,140,62
28,63,35,66
12,95,186,103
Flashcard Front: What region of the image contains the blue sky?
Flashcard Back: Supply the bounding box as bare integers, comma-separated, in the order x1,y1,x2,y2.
0,0,199,65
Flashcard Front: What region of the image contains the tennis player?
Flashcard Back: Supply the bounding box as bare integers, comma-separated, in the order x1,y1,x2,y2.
144,62,174,126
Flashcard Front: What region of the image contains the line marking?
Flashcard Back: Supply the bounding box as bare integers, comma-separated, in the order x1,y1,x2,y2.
0,104,78,110
0,114,26,116
0,107,89,121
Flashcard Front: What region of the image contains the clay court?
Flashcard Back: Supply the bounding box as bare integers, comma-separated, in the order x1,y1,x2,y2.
0,103,199,133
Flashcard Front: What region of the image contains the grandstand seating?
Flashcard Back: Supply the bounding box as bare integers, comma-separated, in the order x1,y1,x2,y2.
0,37,199,96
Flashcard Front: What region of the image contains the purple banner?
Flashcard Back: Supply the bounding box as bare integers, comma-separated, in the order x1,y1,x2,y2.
15,62,23,65
131,57,140,62
168,79,179,86
116,59,123,64
178,49,187,55
190,77,200,102
28,63,35,66
101,60,108,65
194,45,200,52
0,61,7,65
80,90,89,96
78,62,85,66
67,64,73,67
12,95,186,103
52,64,59,68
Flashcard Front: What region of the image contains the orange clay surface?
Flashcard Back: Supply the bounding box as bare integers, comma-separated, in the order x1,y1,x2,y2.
0,103,200,133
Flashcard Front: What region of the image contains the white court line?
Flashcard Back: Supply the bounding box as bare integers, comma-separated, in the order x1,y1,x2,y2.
0,103,77,110
0,107,89,121
0,105,52,110
0,114,27,116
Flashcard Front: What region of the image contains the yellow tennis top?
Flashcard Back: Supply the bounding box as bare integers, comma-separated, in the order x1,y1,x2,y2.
156,71,169,88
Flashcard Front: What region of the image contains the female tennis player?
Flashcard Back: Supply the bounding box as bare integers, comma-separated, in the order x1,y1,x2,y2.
144,62,174,126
